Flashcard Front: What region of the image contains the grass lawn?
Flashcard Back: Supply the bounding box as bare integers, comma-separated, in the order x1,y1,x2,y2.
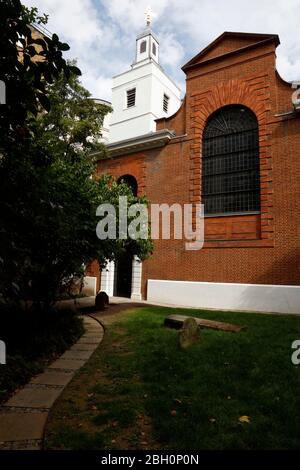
45,306,300,450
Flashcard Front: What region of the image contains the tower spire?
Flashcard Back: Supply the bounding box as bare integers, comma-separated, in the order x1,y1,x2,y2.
145,6,152,27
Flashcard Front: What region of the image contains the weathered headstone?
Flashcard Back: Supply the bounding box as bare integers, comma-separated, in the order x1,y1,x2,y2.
178,317,201,349
95,291,109,311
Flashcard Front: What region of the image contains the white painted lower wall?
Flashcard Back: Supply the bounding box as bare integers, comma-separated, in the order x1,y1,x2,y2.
82,276,97,296
147,280,300,314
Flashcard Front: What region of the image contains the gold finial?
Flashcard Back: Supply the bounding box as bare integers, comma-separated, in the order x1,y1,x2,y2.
145,6,152,27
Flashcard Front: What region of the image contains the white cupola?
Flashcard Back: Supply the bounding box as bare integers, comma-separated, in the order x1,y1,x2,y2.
108,7,181,144
133,8,159,67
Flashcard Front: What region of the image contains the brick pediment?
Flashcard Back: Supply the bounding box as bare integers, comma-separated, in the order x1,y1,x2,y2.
182,32,279,72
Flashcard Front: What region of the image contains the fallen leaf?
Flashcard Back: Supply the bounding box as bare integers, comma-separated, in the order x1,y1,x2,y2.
239,415,251,423
174,398,182,405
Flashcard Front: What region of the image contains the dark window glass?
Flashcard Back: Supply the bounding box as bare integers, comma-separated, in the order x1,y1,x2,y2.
202,105,260,215
140,40,146,53
152,42,157,55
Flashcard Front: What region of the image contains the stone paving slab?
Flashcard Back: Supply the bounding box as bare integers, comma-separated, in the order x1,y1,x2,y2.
82,317,99,325
0,439,42,450
48,358,86,370
3,386,62,409
30,370,75,386
75,336,102,344
0,315,103,450
85,325,102,332
82,334,103,340
69,342,97,351
0,412,48,442
84,319,98,325
60,349,93,360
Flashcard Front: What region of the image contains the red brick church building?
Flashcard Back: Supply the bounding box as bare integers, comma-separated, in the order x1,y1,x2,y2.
87,28,300,314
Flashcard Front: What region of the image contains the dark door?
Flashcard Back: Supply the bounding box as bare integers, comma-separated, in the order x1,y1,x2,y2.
114,252,132,298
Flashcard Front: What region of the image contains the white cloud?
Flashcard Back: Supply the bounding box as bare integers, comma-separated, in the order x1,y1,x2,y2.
22,0,300,100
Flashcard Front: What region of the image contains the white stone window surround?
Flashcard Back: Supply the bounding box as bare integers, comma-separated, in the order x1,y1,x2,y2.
152,41,157,56
131,256,142,301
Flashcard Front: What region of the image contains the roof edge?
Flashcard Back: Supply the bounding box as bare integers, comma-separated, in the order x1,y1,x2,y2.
182,31,280,72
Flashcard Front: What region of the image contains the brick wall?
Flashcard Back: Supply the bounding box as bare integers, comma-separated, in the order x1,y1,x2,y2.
96,34,300,298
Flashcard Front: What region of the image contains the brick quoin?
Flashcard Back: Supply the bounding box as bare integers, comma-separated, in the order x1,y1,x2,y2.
94,33,300,299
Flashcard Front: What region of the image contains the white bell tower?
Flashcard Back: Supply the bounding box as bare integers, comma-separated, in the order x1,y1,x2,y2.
109,7,181,144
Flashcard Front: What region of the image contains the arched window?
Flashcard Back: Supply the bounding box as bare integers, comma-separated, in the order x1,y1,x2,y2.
140,40,147,53
202,105,260,215
117,174,138,197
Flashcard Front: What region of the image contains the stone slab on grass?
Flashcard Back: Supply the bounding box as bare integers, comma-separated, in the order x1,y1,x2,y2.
0,412,48,442
164,314,245,333
3,386,62,409
29,370,74,387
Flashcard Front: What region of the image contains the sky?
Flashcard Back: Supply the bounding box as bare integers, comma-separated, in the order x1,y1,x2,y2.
23,0,300,101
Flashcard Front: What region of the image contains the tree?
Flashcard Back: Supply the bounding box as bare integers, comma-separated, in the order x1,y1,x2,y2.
32,62,111,161
0,0,78,147
0,1,153,309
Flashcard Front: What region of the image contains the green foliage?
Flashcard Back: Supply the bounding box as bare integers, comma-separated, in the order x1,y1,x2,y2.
0,303,84,404
32,63,112,159
0,148,153,306
0,0,79,147
0,1,153,308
